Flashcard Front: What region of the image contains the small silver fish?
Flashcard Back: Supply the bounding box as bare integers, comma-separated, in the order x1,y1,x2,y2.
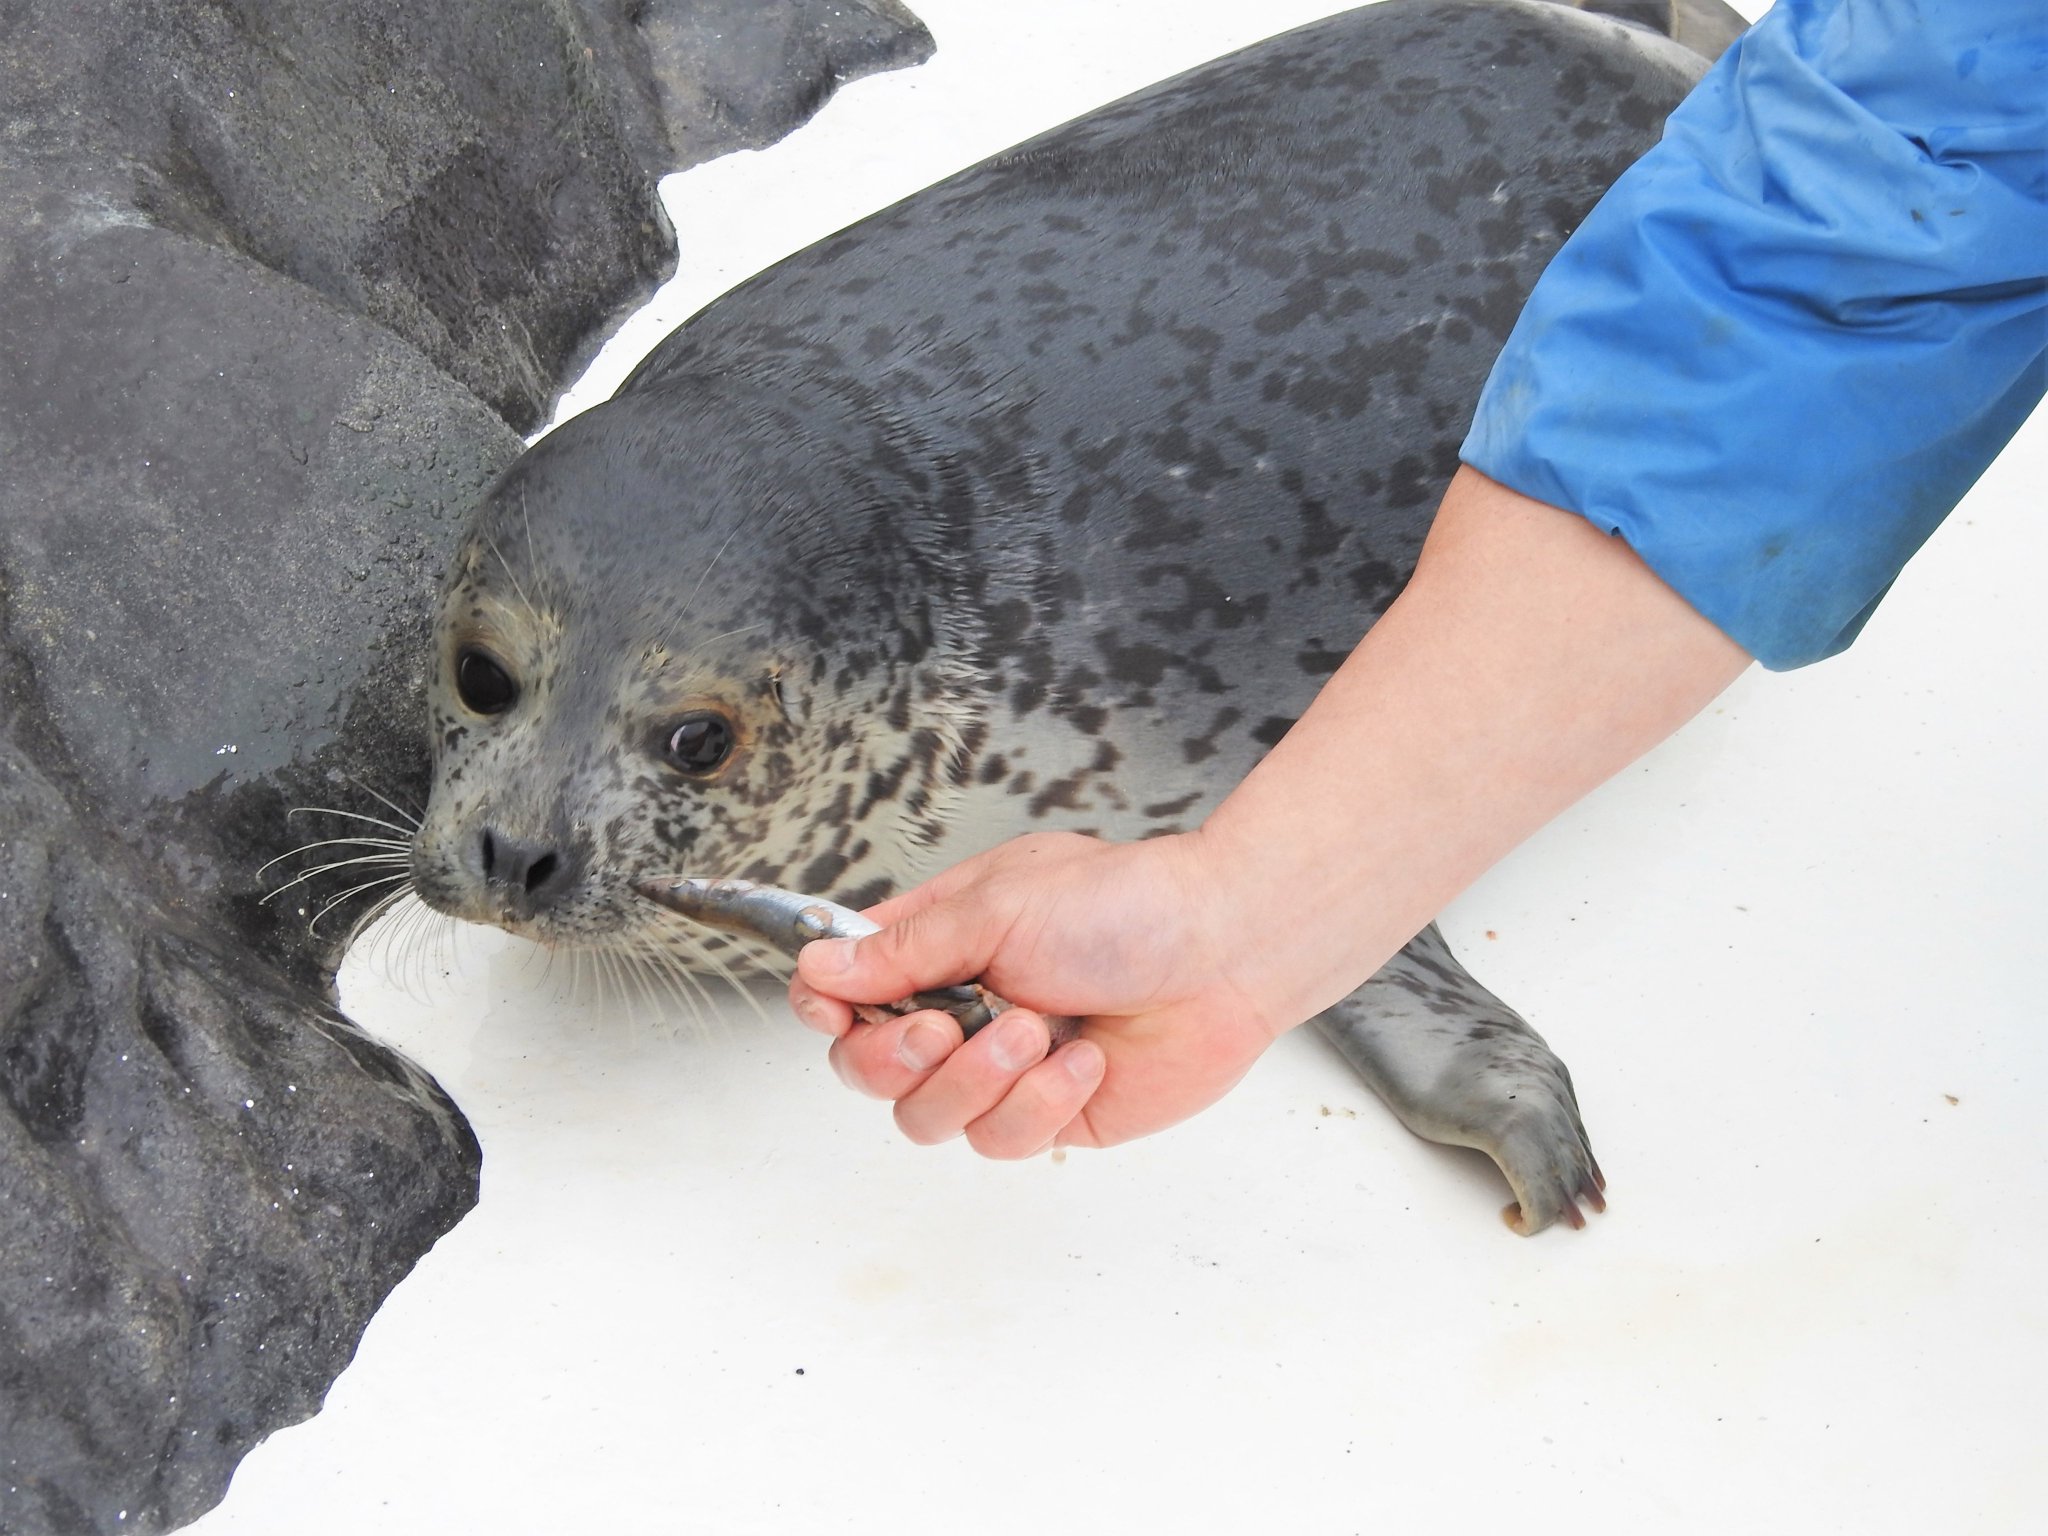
638,877,1079,1045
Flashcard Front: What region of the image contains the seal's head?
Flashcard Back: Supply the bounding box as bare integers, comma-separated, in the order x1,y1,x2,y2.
409,380,980,965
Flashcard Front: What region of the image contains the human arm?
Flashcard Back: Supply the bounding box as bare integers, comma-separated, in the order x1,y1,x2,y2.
788,467,1751,1155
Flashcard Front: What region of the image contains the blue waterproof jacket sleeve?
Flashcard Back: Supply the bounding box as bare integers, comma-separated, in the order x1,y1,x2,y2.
1461,0,2047,669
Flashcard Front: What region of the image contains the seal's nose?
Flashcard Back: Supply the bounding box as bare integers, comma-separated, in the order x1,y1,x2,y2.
476,826,577,915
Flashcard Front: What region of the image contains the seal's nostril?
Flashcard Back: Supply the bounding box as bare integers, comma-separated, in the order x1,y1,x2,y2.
476,827,570,911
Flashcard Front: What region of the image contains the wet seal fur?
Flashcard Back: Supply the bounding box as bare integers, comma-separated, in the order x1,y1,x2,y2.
411,0,1714,1232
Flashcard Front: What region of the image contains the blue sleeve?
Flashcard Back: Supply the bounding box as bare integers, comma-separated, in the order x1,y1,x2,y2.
1460,0,2048,669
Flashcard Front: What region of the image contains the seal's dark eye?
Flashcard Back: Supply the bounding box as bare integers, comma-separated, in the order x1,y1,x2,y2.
456,648,518,716
665,713,735,775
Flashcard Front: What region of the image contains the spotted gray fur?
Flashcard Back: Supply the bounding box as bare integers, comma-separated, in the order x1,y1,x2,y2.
411,0,1710,1232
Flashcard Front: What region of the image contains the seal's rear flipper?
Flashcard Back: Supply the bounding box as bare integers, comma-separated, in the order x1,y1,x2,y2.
1314,925,1606,1235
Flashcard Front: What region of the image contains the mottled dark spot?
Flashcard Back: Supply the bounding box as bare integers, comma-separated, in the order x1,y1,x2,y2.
801,852,850,891
1295,640,1351,676
1180,706,1242,765
984,598,1031,655
1385,454,1435,510
1095,634,1173,687
1029,776,1086,818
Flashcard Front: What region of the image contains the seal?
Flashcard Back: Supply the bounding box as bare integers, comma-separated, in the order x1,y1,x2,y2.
408,0,1715,1232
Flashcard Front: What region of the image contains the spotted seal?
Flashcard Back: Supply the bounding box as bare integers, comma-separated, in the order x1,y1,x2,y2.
408,0,1717,1232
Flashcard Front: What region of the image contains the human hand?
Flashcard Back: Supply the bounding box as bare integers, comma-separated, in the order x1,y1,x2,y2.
787,830,1289,1157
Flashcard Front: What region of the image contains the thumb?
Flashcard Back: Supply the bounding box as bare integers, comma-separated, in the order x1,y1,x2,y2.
795,890,1006,1006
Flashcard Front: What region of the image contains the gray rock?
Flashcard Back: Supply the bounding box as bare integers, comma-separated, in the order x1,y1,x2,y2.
0,2,933,1532
5,0,935,436
633,0,938,162
0,737,482,1536
0,196,522,993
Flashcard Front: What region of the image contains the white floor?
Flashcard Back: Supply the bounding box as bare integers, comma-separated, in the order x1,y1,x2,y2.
190,4,2047,1532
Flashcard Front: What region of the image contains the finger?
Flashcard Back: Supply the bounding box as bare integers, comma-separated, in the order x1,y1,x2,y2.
786,977,853,1037
963,1039,1106,1160
891,1009,1051,1145
826,1008,963,1101
796,889,1009,1007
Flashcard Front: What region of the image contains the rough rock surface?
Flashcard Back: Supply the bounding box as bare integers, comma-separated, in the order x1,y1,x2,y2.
0,739,483,1536
635,0,938,163
0,2,933,1532
4,1,933,438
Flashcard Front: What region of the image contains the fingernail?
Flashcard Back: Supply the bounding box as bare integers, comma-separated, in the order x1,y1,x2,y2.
895,1017,950,1073
791,994,824,1031
987,1011,1046,1074
809,937,857,974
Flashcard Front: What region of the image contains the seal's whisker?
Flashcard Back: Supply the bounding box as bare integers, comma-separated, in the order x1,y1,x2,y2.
312,867,410,909
311,872,411,932
625,943,677,1036
695,942,775,1031
534,940,563,1001
350,886,407,967
743,949,797,985
519,483,541,592
600,948,629,1030
619,931,674,1020
262,851,411,904
689,620,768,649
638,932,719,1035
679,524,743,620
433,911,462,997
344,888,417,969
287,804,420,837
289,833,403,874
482,529,536,616
351,885,423,955
635,929,710,1026
255,835,408,880
600,946,633,1027
344,774,426,827
394,899,446,998
347,892,464,1006
612,944,652,1033
673,943,727,1023
632,892,769,1029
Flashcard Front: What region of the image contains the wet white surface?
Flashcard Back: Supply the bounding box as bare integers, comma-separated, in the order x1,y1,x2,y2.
189,3,2045,1533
